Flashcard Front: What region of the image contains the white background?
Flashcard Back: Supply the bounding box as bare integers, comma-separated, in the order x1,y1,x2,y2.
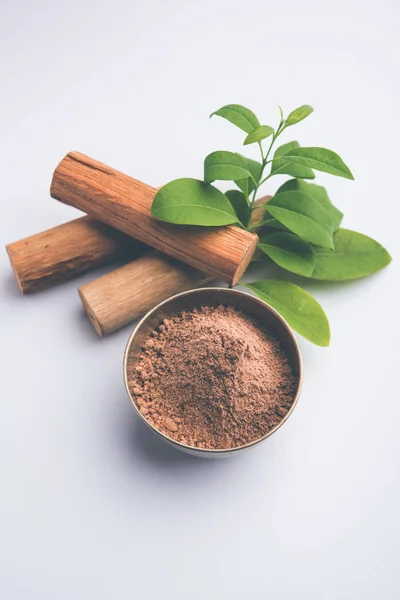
1,1,399,598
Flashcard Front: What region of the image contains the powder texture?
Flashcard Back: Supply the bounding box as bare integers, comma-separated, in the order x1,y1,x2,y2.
128,305,297,450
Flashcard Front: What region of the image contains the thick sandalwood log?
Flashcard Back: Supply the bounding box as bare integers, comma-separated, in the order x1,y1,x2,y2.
78,196,271,336
6,216,146,293
78,253,213,336
51,152,258,286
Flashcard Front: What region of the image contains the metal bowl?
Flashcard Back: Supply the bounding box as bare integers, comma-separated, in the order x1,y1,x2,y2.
123,287,302,457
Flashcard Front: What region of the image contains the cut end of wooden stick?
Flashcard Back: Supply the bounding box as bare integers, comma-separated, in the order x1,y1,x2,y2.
78,287,104,337
78,253,214,336
6,216,148,294
231,232,259,286
6,244,24,293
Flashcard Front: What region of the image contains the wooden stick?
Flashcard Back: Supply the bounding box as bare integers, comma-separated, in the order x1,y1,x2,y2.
78,253,213,336
50,152,258,286
6,216,146,293
5,194,270,294
78,196,271,336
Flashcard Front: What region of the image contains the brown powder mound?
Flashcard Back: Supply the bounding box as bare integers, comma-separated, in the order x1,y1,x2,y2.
129,305,297,450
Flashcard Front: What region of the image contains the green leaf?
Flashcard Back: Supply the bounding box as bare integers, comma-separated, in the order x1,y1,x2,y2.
309,229,392,280
243,125,274,145
234,156,262,196
277,179,343,231
151,178,238,226
278,105,284,120
247,280,330,346
204,151,252,182
225,190,250,227
285,105,314,127
210,104,260,134
235,178,250,196
282,147,354,180
270,141,315,179
258,213,290,231
258,232,315,277
267,190,335,248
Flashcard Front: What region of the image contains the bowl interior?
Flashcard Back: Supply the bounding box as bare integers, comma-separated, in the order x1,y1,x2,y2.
124,287,302,453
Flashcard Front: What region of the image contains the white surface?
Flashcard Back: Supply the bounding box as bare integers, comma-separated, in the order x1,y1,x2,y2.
1,1,399,598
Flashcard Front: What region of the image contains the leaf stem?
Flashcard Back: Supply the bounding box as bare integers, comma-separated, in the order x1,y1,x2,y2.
258,141,265,162
246,117,285,220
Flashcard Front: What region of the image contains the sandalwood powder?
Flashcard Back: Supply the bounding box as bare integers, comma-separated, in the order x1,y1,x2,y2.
129,305,298,450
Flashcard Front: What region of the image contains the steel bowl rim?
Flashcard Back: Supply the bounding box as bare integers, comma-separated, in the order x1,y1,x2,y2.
123,287,303,455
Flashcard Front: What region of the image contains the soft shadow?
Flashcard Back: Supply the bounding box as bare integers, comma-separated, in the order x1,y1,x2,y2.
110,393,245,475
2,273,25,300
73,304,104,343
72,305,143,354
1,258,132,304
